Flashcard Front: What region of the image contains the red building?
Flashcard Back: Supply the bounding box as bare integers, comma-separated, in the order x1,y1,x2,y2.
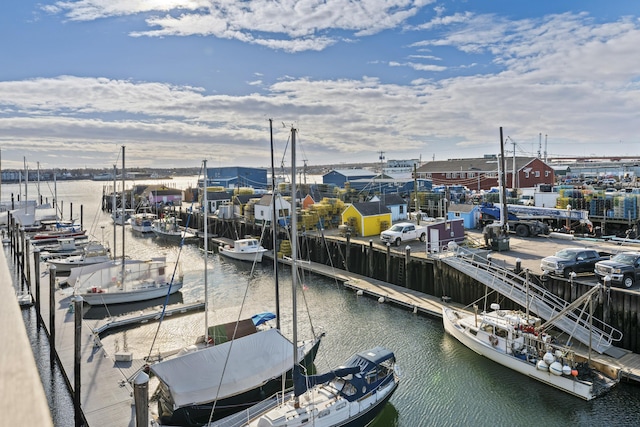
415,156,555,191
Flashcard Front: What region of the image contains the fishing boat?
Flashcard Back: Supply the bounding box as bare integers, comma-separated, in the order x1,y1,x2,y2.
218,237,267,263
212,125,399,427
112,207,135,225
149,154,324,426
151,214,196,242
129,207,157,234
442,302,619,400
46,241,111,274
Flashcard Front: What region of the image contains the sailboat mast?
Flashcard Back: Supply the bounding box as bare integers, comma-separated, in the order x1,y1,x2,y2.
203,159,209,342
270,118,281,329
112,164,117,258
24,157,28,213
121,146,126,279
290,126,299,407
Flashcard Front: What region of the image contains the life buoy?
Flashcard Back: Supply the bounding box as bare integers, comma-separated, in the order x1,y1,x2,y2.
489,335,499,346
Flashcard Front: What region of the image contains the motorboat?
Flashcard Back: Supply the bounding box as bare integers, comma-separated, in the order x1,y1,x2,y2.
47,241,111,274
218,237,267,263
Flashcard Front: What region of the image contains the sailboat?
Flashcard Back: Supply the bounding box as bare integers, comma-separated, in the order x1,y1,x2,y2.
149,144,324,426
73,146,183,305
212,125,400,427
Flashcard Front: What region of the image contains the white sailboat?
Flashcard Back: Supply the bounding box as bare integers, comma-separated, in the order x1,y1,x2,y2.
73,146,183,305
212,125,399,427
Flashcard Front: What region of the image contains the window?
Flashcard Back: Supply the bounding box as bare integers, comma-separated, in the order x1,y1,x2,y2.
545,170,550,177
535,171,540,177
399,205,404,214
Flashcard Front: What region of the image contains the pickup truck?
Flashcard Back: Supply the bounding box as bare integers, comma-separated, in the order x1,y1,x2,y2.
594,251,640,288
380,222,427,246
540,248,610,278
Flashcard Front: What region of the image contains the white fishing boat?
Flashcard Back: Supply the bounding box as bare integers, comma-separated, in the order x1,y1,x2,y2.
46,241,111,274
151,215,196,242
112,207,135,225
129,208,157,234
212,125,399,427
442,303,619,400
218,237,267,263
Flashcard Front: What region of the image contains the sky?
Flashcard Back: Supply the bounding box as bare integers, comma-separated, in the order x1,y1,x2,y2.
1,1,640,171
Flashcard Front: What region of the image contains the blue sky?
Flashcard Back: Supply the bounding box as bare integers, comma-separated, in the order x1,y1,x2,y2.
1,1,640,171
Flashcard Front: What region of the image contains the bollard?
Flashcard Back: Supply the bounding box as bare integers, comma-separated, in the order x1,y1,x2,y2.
404,246,411,288
514,258,521,274
345,232,351,271
25,237,31,288
134,371,150,427
368,240,374,277
385,243,391,283
73,296,84,427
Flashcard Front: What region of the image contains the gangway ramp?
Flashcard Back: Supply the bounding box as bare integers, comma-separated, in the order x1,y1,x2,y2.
439,249,622,355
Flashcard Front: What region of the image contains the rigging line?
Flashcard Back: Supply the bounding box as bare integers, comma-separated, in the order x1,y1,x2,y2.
145,163,205,361
206,230,266,426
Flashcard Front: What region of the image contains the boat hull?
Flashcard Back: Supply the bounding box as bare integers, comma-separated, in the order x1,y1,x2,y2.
81,282,183,305
218,247,266,263
442,307,599,400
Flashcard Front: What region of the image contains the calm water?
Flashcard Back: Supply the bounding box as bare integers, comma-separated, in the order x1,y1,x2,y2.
6,178,640,427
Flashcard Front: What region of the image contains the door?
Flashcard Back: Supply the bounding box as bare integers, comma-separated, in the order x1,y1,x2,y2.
430,228,440,253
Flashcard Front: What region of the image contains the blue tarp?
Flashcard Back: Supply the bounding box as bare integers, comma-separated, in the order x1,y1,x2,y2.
252,312,276,326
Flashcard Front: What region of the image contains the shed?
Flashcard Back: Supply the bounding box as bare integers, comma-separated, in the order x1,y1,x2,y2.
323,169,376,187
423,219,466,253
447,204,480,229
254,194,292,224
341,202,392,237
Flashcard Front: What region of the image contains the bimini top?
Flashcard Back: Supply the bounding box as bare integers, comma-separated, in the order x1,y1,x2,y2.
149,328,294,408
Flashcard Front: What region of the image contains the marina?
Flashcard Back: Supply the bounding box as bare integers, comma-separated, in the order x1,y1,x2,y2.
5,177,640,427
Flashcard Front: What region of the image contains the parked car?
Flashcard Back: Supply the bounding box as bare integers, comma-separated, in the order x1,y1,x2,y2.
541,248,610,278
594,252,640,288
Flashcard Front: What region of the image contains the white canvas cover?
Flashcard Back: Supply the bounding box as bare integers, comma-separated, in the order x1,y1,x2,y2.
150,328,294,408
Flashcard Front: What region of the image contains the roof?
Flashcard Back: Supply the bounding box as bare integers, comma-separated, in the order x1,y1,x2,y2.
349,202,392,216
375,193,407,206
447,204,477,213
206,191,231,201
149,329,294,408
325,169,376,178
417,157,543,173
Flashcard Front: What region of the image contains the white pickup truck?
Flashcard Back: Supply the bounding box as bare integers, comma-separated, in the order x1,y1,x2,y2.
380,222,427,246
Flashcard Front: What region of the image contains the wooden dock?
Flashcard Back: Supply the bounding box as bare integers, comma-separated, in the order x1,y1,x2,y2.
34,269,204,426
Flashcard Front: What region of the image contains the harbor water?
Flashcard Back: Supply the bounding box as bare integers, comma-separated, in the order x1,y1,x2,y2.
5,178,640,427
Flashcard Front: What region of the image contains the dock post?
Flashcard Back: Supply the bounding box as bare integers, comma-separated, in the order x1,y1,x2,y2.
345,232,351,271
134,371,149,427
25,237,31,288
80,205,84,230
386,243,391,283
73,296,84,427
49,265,57,366
33,247,41,318
404,246,411,288
368,240,374,276
19,228,26,288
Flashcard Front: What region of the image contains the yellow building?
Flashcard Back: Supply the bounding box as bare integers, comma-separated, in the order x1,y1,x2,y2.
341,202,392,237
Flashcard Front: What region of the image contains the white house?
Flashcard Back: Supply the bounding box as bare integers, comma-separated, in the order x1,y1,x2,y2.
369,193,409,222
254,194,292,224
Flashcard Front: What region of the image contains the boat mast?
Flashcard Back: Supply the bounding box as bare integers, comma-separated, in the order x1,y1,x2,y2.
290,126,299,406
112,164,117,258
203,159,209,343
24,157,28,213
121,146,126,280
270,119,281,329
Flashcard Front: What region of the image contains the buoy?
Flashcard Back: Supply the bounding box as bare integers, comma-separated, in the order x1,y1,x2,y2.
536,360,549,371
549,361,563,376
356,290,364,296
378,296,385,303
562,365,572,376
413,306,418,314
543,351,555,365
571,369,579,377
